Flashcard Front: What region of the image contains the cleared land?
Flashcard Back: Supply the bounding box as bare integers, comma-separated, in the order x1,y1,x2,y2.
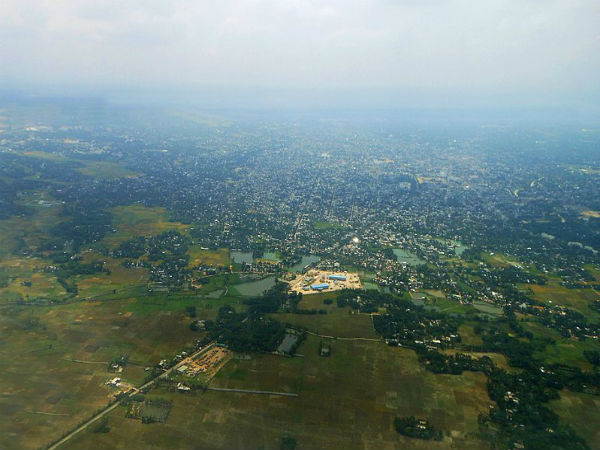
288,270,362,295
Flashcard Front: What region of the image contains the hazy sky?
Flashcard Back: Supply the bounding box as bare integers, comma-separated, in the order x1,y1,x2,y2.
1,0,599,109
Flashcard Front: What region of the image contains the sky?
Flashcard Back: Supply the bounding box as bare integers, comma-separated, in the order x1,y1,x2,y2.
1,0,599,110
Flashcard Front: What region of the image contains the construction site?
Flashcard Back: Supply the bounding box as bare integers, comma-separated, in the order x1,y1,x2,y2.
176,346,232,380
287,270,361,295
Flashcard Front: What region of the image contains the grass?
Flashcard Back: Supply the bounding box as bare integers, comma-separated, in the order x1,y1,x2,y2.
20,151,140,179
0,257,67,302
75,161,139,179
102,205,189,249
61,336,493,450
549,390,600,449
523,282,600,320
0,192,65,257
0,293,207,450
75,253,149,299
521,321,598,370
187,247,230,268
273,294,379,338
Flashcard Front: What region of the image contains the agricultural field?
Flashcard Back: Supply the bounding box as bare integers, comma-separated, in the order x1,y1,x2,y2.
521,321,598,371
0,257,67,302
0,294,205,450
0,192,65,257
273,294,380,338
20,151,140,179
187,247,230,268
101,205,189,249
60,336,493,450
523,282,600,320
74,161,140,179
549,390,600,449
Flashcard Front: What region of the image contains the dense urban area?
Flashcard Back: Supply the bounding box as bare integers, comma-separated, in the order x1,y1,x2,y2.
1,101,599,450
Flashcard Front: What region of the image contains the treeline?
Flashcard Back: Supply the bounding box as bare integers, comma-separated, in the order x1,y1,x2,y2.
200,283,297,353
482,369,589,450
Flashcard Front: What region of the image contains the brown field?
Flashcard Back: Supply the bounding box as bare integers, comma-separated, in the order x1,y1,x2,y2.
61,336,493,450
0,297,201,450
581,210,600,218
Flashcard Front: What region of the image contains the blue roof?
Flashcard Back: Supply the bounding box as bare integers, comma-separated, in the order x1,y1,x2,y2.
310,283,329,290
328,275,347,281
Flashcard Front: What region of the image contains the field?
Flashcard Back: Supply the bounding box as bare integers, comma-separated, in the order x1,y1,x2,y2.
61,336,493,450
0,256,67,302
20,151,140,179
0,192,65,257
524,282,600,320
102,205,189,249
273,293,379,338
549,390,600,449
0,295,207,450
187,247,230,268
521,321,598,370
75,161,140,179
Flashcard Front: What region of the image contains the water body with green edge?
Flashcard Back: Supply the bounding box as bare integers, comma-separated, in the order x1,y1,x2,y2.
234,276,276,296
393,249,425,266
289,255,320,272
231,250,253,265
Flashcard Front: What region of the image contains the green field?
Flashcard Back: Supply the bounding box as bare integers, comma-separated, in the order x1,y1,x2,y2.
524,282,600,320
522,321,598,370
21,151,140,179
549,390,600,449
61,336,493,450
102,205,189,249
273,293,379,338
187,247,230,268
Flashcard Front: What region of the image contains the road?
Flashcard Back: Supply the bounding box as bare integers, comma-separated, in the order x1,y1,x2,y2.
47,343,215,450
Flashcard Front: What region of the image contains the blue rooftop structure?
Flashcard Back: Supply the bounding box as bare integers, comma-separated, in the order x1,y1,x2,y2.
328,274,347,281
310,283,329,291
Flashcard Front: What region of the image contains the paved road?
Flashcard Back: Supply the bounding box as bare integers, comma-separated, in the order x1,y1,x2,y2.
47,344,215,450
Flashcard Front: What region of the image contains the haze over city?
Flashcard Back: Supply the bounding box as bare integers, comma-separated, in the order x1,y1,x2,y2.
1,0,599,111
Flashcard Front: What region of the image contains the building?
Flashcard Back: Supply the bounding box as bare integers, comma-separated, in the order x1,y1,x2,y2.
328,274,347,281
310,283,329,291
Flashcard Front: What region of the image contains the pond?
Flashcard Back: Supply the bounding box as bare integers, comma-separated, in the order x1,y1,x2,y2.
230,250,253,265
393,249,425,266
288,255,320,272
234,276,277,296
